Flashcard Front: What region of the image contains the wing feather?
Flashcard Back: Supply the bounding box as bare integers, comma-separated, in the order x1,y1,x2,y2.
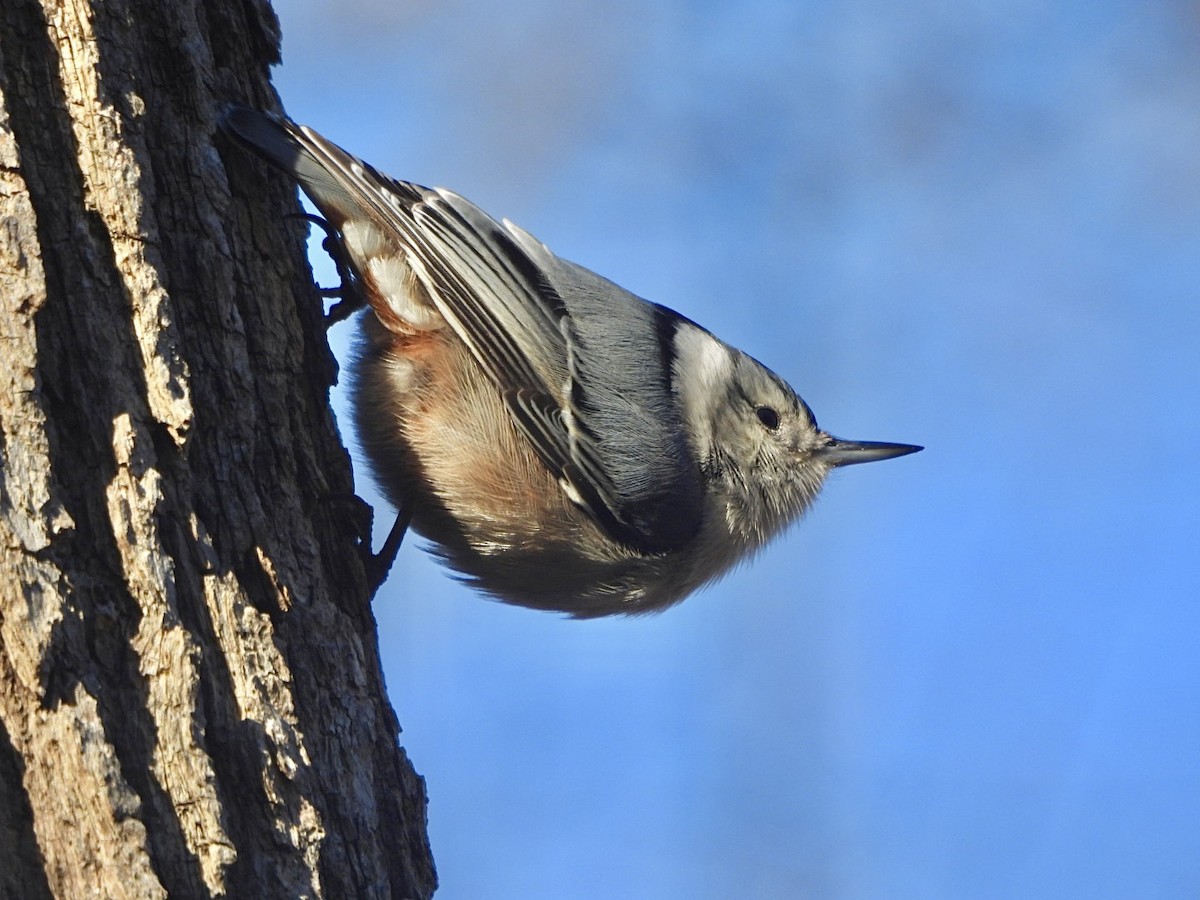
223,106,700,553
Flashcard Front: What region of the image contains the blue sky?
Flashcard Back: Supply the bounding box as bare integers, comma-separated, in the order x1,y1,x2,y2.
268,2,1199,896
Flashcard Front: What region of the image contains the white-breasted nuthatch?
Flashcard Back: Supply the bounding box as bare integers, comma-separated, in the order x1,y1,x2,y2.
222,106,921,617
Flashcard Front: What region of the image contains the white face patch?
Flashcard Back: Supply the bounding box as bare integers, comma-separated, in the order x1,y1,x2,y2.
672,322,733,457
673,322,733,392
368,254,442,330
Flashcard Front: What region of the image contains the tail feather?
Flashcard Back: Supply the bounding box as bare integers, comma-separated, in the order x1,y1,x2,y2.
221,104,380,226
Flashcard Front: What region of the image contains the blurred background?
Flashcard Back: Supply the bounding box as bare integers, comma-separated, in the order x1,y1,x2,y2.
267,2,1199,897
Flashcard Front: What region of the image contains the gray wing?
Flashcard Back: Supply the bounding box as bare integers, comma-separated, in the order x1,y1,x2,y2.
222,106,704,553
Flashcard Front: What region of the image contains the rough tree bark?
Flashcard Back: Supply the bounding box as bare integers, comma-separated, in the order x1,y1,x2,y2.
0,0,435,897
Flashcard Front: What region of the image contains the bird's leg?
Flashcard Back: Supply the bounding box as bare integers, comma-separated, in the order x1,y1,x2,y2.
323,494,412,597
363,507,413,597
289,212,366,326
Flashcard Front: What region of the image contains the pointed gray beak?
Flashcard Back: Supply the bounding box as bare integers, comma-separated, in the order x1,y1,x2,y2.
817,436,923,467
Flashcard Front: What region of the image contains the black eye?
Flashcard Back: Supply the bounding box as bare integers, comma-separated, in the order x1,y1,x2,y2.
755,405,780,430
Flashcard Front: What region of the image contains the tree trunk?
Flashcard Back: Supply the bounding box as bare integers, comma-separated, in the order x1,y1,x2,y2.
0,0,435,897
